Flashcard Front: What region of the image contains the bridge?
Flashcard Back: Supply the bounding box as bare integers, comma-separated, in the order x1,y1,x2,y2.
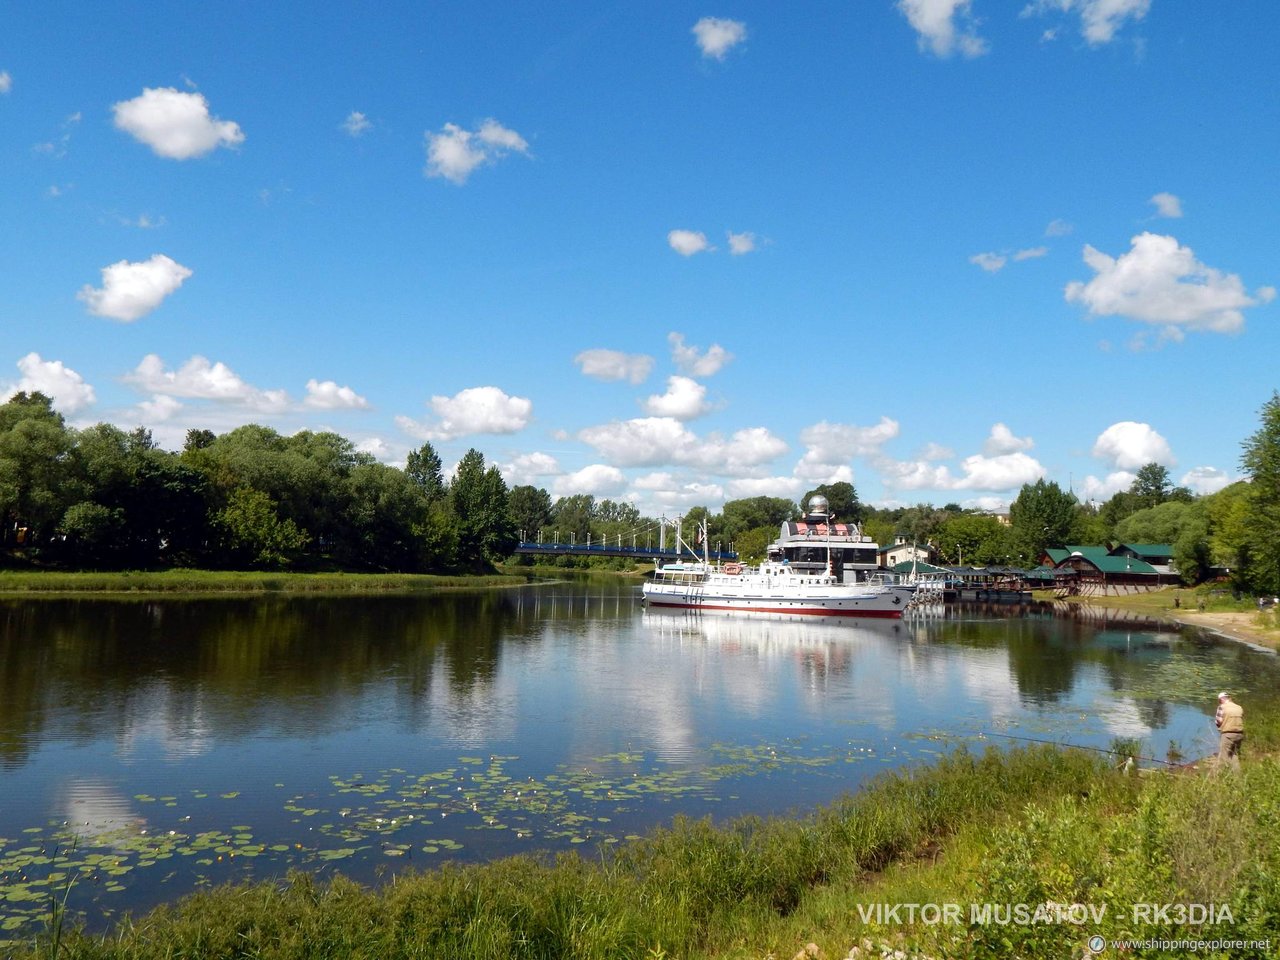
513,541,738,562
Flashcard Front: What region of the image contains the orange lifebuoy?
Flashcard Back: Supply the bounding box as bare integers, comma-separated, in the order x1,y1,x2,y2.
723,562,743,575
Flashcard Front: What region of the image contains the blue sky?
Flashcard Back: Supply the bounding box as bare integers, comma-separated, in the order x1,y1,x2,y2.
3,1,1277,517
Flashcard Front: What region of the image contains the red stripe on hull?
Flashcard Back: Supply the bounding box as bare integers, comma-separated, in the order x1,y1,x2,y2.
642,598,903,618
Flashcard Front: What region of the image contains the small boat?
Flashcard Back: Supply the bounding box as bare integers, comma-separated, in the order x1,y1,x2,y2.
641,509,910,619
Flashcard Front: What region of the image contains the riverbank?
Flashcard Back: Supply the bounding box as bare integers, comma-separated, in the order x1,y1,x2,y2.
1058,585,1280,652
0,569,527,595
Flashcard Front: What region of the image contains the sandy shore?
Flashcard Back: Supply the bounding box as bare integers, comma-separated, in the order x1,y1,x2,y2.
1166,609,1279,651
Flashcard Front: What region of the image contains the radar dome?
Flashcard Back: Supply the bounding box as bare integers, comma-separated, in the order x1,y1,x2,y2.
807,495,830,517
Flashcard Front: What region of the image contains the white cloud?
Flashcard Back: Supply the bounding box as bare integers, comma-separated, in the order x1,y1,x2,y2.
1045,218,1074,237
970,252,1006,272
668,332,732,376
1092,421,1173,470
3,353,96,413
1014,246,1048,261
33,112,81,159
1149,192,1182,218
966,495,1012,513
136,394,183,421
726,476,806,500
953,451,1045,490
578,417,785,475
983,422,1034,455
304,379,370,410
574,349,654,384
0,71,11,94
499,451,562,486
872,448,1044,493
342,111,372,136
1180,466,1231,496
424,119,529,184
667,229,711,256
1081,470,1137,501
118,213,166,229
355,437,392,461
552,464,628,498
633,472,678,491
898,0,989,58
124,354,289,411
642,375,711,420
727,231,757,255
632,472,725,513
797,418,900,473
397,385,532,440
77,254,193,322
1065,233,1274,335
920,442,955,461
692,17,747,60
875,457,956,491
112,88,244,160
1023,0,1151,46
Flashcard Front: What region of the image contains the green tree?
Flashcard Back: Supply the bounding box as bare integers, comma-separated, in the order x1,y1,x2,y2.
0,392,76,547
1172,514,1212,585
720,497,796,540
1130,462,1173,506
897,503,948,545
57,501,126,566
509,485,553,542
1009,479,1079,563
550,494,595,542
213,487,310,569
937,513,1008,565
406,442,446,502
184,428,216,451
1206,481,1252,581
1130,462,1193,509
1239,391,1280,593
861,516,895,549
733,526,775,563
449,449,517,570
342,462,429,571
1114,499,1200,546
800,482,861,523
65,423,210,567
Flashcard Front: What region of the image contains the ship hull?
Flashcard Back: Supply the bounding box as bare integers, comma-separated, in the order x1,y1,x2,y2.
641,582,907,618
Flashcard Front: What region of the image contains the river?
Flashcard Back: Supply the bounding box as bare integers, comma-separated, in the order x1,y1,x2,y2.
0,579,1273,938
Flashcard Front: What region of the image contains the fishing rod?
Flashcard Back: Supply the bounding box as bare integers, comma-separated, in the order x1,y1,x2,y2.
977,730,1202,769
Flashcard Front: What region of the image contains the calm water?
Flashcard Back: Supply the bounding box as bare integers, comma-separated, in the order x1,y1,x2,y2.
1,580,1275,937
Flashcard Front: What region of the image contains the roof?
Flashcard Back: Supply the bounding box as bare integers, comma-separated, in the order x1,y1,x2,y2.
1054,551,1158,575
1116,543,1174,560
890,560,951,574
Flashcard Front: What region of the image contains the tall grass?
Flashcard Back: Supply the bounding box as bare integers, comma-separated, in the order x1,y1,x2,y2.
0,569,525,595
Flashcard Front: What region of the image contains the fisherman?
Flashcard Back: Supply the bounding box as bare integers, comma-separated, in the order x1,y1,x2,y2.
1214,692,1245,772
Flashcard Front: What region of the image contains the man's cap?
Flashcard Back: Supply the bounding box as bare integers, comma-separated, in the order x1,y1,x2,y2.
1219,692,1230,700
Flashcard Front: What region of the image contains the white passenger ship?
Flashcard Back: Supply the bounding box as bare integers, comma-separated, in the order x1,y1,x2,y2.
641,497,911,619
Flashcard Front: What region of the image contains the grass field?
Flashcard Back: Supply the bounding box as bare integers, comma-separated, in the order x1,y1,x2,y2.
0,568,527,595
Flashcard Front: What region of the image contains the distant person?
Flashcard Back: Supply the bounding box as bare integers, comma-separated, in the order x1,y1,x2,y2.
1214,692,1244,772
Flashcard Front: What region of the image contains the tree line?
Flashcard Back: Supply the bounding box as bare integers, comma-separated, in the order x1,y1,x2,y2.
2,390,1278,594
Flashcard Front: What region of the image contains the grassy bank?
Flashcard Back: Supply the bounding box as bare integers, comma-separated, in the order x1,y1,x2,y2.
0,569,527,595
12,731,1280,960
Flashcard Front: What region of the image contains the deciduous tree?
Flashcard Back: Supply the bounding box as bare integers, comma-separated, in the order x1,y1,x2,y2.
1240,391,1280,592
